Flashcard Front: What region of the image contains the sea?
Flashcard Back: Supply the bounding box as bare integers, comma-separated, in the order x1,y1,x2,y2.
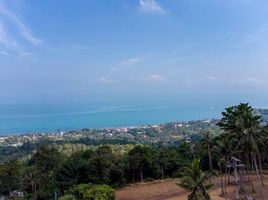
0,97,266,135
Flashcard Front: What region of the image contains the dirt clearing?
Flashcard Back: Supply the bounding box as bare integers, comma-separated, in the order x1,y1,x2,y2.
116,175,268,200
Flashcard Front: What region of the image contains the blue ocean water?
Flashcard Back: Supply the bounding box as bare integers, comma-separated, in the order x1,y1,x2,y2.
0,98,226,135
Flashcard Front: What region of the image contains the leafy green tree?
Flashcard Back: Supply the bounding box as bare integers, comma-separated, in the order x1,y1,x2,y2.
153,147,184,179
127,145,152,182
88,146,114,184
154,147,168,179
218,103,264,184
179,159,212,200
29,145,62,200
177,142,193,164
0,160,22,195
56,154,87,193
109,156,126,186
22,166,38,200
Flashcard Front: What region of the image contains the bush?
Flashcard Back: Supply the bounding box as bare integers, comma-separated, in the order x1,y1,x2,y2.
62,184,115,200
84,185,115,200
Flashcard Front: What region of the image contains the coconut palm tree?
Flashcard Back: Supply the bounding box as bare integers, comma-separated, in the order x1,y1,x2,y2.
179,159,212,200
218,103,264,185
200,130,214,180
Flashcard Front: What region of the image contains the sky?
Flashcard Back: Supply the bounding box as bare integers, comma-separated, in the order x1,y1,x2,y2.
1,0,268,106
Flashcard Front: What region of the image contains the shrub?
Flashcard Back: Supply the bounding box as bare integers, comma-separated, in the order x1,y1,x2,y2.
62,184,115,200
83,185,115,200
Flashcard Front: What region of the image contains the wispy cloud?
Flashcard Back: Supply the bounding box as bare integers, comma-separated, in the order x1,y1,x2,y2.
170,43,191,56
186,76,220,83
0,22,32,60
239,23,268,46
120,53,155,66
121,57,144,66
147,74,166,81
0,22,18,49
238,77,266,85
0,0,42,46
167,57,185,63
98,77,118,83
0,1,41,60
139,0,166,14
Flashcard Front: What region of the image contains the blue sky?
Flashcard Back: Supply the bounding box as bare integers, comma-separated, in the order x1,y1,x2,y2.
0,0,268,106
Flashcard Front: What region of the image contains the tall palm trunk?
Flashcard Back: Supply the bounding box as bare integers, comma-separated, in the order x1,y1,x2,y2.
132,169,135,182
140,164,144,182
258,153,264,186
219,164,224,195
208,146,213,183
252,153,264,199
161,164,164,179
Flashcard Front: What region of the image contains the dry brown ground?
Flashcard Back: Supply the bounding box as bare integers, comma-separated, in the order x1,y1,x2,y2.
116,175,268,200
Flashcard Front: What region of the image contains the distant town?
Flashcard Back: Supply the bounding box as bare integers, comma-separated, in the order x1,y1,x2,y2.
0,108,267,161
0,119,218,148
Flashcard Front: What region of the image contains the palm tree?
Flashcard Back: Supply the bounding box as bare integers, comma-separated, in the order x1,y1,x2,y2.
179,159,212,200
200,130,214,180
214,134,237,195
218,103,265,185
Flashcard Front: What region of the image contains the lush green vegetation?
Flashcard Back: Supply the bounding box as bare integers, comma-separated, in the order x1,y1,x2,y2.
0,103,268,200
59,184,115,200
0,120,220,161
179,159,212,200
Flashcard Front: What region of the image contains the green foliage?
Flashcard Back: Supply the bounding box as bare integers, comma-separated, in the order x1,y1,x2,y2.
56,155,86,193
179,159,211,200
56,149,93,193
63,184,115,200
128,145,152,181
3,103,268,199
217,103,263,163
27,145,62,200
87,146,115,184
0,160,22,194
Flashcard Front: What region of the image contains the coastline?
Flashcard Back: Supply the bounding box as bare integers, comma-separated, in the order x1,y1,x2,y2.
0,118,215,136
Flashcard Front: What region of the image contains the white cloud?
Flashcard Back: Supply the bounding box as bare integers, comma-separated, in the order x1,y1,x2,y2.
170,44,191,56
239,23,268,46
0,22,18,49
147,74,166,81
167,57,185,63
0,0,42,46
186,76,220,83
121,57,144,66
0,22,32,60
239,77,266,85
98,77,118,83
139,0,166,14
200,76,220,81
120,53,154,66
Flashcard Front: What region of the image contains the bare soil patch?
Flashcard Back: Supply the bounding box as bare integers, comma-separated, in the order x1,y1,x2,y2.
116,175,268,200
